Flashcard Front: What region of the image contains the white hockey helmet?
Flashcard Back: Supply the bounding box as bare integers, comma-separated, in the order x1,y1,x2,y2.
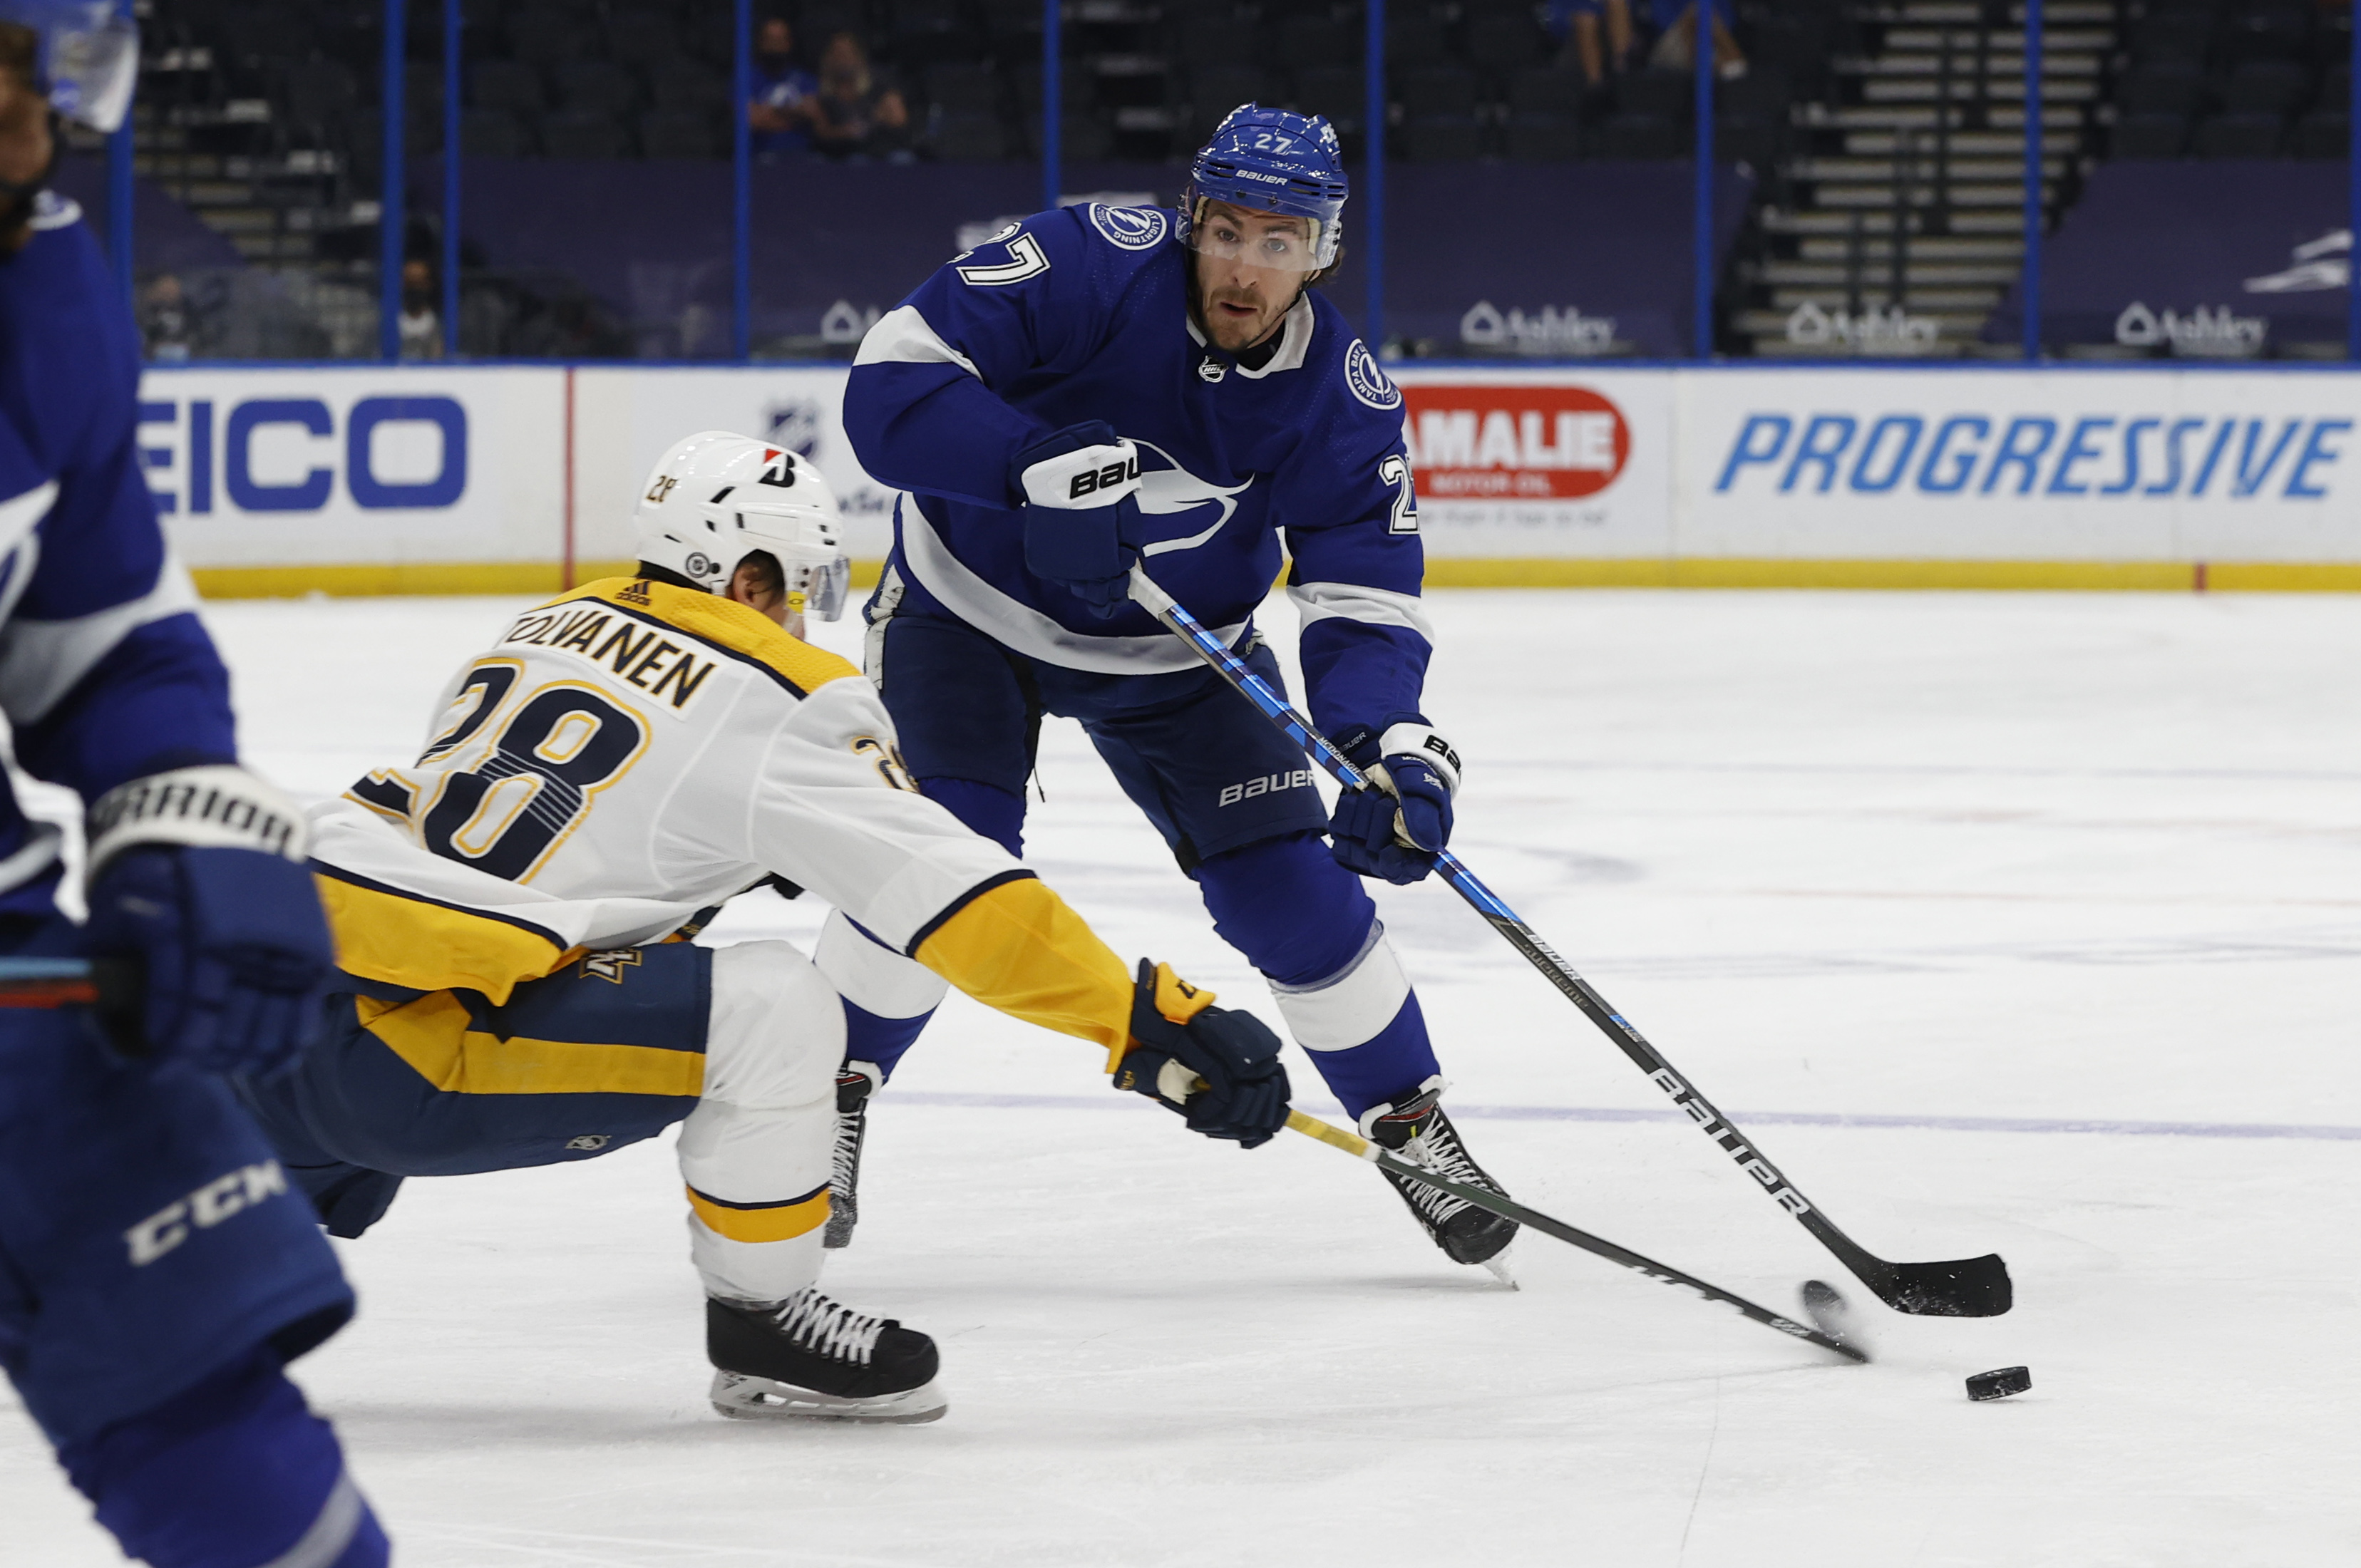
632,431,849,625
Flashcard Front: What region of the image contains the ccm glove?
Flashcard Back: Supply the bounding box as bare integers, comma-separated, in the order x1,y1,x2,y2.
1328,719,1461,885
1010,420,1145,619
1111,959,1291,1149
81,766,336,1077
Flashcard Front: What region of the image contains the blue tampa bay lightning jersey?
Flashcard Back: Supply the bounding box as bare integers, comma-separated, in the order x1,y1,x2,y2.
0,194,235,921
843,201,1431,736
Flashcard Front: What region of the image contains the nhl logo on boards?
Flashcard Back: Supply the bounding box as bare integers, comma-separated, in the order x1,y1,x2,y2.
1089,204,1169,252
1198,356,1227,383
1344,340,1400,411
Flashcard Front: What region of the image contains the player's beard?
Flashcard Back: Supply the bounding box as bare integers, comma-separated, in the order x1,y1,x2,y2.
1189,263,1302,354
1202,288,1281,351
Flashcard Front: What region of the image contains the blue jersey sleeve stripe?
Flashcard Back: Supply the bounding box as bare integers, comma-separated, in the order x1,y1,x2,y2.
855,305,983,376
1287,580,1434,643
0,480,60,549
0,557,202,724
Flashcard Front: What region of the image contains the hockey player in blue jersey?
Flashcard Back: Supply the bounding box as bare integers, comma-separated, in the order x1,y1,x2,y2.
839,104,1517,1268
0,7,389,1564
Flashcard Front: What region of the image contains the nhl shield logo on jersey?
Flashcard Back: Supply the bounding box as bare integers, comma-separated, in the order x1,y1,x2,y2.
1089,204,1170,252
1344,340,1401,412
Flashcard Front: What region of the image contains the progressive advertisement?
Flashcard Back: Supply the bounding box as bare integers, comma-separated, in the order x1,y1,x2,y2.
1681,368,2361,564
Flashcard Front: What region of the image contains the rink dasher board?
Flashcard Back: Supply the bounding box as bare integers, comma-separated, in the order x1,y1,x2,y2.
132,363,2361,596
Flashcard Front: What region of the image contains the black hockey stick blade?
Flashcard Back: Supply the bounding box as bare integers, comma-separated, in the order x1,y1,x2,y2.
1799,1280,1873,1362
1858,1251,2013,1319
1285,1112,1867,1365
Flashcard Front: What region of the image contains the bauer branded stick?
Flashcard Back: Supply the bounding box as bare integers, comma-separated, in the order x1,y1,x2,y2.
0,955,99,1007
1130,564,2011,1319
1283,1110,1868,1362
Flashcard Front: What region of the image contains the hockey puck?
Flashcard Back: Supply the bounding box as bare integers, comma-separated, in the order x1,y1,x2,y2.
1965,1366,2031,1401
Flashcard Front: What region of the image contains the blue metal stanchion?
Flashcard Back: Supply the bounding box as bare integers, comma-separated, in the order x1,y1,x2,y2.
2021,0,2042,361
1692,0,1714,358
441,0,460,358
1042,0,1061,213
2348,0,2359,359
106,0,133,307
106,107,132,306
732,0,751,360
379,0,406,362
1364,0,1385,353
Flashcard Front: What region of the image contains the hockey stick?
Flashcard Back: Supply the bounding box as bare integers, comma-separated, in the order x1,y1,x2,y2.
0,956,100,1007
1284,1110,1867,1363
1130,564,2011,1318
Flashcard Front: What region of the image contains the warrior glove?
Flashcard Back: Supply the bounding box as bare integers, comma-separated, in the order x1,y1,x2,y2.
1329,720,1461,885
81,766,337,1077
1112,959,1290,1149
1010,421,1146,619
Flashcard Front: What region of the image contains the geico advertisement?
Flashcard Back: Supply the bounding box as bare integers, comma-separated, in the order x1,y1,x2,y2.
571,366,902,564
1390,367,1672,557
136,367,565,566
1682,368,2361,561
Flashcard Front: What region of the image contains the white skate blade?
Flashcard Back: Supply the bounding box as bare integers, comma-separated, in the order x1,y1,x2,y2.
709,1370,947,1425
1479,1246,1519,1290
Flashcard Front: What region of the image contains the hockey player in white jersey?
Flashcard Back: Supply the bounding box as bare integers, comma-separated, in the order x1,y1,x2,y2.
240,431,1291,1425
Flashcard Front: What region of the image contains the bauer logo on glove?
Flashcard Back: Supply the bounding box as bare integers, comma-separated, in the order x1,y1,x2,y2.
1328,718,1461,885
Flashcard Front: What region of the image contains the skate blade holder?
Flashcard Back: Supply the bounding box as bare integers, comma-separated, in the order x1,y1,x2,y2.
709,1370,949,1425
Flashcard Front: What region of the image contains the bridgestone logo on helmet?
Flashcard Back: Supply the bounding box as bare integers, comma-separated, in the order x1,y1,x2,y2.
1069,457,1140,500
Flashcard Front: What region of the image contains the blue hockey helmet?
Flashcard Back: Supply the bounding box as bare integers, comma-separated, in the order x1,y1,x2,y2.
0,0,138,132
1179,103,1348,272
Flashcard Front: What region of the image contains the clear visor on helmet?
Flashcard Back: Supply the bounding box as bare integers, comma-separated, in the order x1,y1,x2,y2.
41,9,139,133
788,556,850,622
1187,200,1325,274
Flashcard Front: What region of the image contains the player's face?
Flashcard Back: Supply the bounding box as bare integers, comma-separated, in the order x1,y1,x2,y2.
1191,200,1315,352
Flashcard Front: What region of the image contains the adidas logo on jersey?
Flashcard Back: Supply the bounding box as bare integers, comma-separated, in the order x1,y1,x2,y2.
125,1160,289,1266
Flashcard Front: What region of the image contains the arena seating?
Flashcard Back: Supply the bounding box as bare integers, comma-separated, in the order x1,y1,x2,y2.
133,0,1830,171
2106,0,2352,163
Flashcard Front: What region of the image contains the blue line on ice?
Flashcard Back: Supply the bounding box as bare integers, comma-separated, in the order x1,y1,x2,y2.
882,1090,2361,1143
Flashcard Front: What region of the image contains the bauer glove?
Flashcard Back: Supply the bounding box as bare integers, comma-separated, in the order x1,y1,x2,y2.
1009,421,1146,619
1328,719,1460,885
81,767,337,1077
1111,959,1290,1149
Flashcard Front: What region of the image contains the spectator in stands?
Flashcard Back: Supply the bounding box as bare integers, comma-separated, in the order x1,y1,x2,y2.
1550,0,1636,88
140,272,192,361
747,16,816,160
1647,0,1746,79
804,31,910,162
398,257,441,361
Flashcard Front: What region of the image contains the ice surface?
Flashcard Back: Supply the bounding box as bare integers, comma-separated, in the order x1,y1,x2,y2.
7,589,2359,1566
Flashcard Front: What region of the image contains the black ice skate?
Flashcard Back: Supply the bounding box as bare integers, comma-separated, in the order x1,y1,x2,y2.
706,1289,945,1424
1362,1076,1519,1279
823,1061,880,1249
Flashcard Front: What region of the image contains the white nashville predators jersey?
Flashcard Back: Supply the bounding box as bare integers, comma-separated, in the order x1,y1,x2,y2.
309,576,1033,1006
